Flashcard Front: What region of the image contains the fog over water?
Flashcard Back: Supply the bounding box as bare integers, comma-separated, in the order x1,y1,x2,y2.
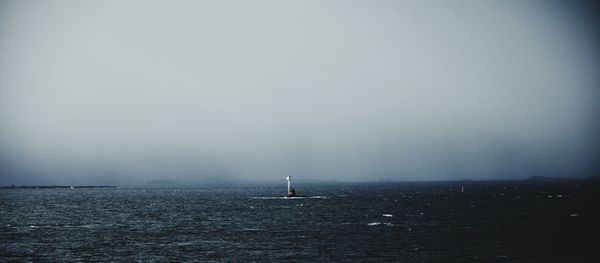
0,0,598,185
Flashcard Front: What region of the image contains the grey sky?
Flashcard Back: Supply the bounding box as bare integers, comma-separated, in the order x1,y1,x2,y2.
1,0,598,185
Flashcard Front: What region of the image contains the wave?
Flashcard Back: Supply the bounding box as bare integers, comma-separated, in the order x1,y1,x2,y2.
249,196,327,200
367,222,394,226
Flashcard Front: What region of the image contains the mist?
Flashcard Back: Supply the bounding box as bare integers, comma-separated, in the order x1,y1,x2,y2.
1,0,598,185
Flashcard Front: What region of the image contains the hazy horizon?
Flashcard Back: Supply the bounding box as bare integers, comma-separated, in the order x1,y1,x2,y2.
1,0,599,186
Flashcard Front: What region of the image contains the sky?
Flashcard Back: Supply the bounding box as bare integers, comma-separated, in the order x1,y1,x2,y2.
0,0,599,185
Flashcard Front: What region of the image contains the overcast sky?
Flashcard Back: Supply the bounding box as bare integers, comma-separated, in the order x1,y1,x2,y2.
0,0,598,185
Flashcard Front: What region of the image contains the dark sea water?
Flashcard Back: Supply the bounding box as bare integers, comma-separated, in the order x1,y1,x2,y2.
1,181,598,262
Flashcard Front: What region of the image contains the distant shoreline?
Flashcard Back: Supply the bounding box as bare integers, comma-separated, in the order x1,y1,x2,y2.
0,185,117,189
1,175,598,189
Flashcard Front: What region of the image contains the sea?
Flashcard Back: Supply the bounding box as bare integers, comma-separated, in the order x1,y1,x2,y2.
1,181,598,262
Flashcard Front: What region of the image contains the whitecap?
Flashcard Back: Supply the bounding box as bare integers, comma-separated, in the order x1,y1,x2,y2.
368,222,393,226
382,214,393,217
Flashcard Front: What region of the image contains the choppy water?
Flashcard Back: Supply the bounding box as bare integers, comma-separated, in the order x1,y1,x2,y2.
1,182,598,262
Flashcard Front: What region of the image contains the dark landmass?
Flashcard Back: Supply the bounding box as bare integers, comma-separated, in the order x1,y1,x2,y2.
586,174,600,182
0,185,116,189
525,175,569,181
